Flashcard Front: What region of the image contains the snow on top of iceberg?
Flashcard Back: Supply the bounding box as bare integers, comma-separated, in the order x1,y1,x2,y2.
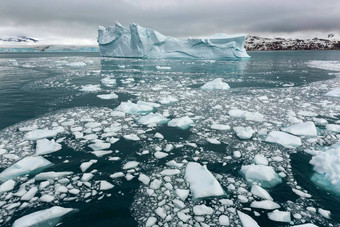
98,22,249,59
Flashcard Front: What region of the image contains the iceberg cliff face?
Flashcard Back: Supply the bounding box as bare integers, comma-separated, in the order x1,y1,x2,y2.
97,22,250,59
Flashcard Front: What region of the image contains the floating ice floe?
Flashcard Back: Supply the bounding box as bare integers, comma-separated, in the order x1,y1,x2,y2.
116,100,154,114
325,124,340,133
237,210,260,227
201,78,230,90
185,162,224,199
325,87,340,97
267,209,291,223
251,185,273,200
265,131,302,148
97,93,118,100
310,141,340,195
228,108,265,122
211,123,230,131
138,113,169,125
281,121,317,137
35,138,62,155
100,77,116,87
168,116,194,130
79,84,101,92
250,200,280,210
233,126,255,139
0,156,52,181
24,129,59,140
0,179,16,193
66,62,86,67
12,206,74,227
240,164,282,188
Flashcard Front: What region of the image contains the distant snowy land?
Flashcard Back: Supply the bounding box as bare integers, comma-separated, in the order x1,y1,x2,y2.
1,33,339,53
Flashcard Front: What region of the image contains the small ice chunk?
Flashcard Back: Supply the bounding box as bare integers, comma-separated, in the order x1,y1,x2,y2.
250,200,280,210
145,217,157,227
24,129,58,140
176,189,189,201
100,77,116,87
326,124,340,133
100,180,114,190
35,139,62,155
155,207,166,219
251,185,273,200
318,208,331,219
123,134,140,141
110,172,124,179
185,162,224,198
81,173,94,182
201,78,230,90
281,121,317,137
237,210,260,227
211,123,230,131
193,204,213,215
138,113,168,125
79,84,101,92
91,150,113,157
160,169,180,176
67,62,86,67
265,131,302,148
177,211,191,222
21,186,38,201
116,100,153,114
80,160,97,172
123,161,140,170
267,210,291,223
168,116,194,130
292,188,311,198
0,156,52,181
240,165,282,188
219,215,230,226
138,174,150,185
158,96,178,104
253,154,268,166
89,142,111,151
325,87,340,97
156,66,171,70
154,151,168,159
97,93,118,100
40,194,55,203
233,126,255,139
35,171,73,181
0,179,16,193
12,206,74,227
207,138,221,145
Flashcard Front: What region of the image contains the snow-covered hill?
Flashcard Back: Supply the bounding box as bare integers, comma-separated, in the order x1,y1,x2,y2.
245,34,340,51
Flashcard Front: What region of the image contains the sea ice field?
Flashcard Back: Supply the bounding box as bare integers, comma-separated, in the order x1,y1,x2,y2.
0,51,339,226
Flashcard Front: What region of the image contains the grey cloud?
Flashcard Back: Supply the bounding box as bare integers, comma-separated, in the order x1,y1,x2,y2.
1,0,339,44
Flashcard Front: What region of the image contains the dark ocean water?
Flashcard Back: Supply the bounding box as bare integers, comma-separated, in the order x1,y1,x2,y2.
0,51,339,227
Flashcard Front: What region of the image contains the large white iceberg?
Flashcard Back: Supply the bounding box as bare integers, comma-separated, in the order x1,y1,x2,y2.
97,22,250,59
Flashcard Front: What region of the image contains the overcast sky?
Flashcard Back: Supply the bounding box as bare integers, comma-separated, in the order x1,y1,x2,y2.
1,0,340,44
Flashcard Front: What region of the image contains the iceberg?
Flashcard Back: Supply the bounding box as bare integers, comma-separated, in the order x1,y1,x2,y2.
97,22,249,59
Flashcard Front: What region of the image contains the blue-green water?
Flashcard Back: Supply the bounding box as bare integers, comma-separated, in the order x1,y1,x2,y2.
0,51,339,226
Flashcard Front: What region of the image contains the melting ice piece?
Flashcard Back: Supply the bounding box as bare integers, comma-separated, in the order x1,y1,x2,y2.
24,129,58,140
201,78,230,90
168,116,194,130
233,126,255,139
116,100,153,114
98,22,249,59
79,84,101,92
265,131,302,148
138,113,169,125
325,87,340,97
267,210,291,223
35,139,62,155
237,210,260,227
240,164,282,188
0,156,52,181
97,93,118,100
281,121,317,137
12,206,74,227
310,141,340,195
185,162,224,199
